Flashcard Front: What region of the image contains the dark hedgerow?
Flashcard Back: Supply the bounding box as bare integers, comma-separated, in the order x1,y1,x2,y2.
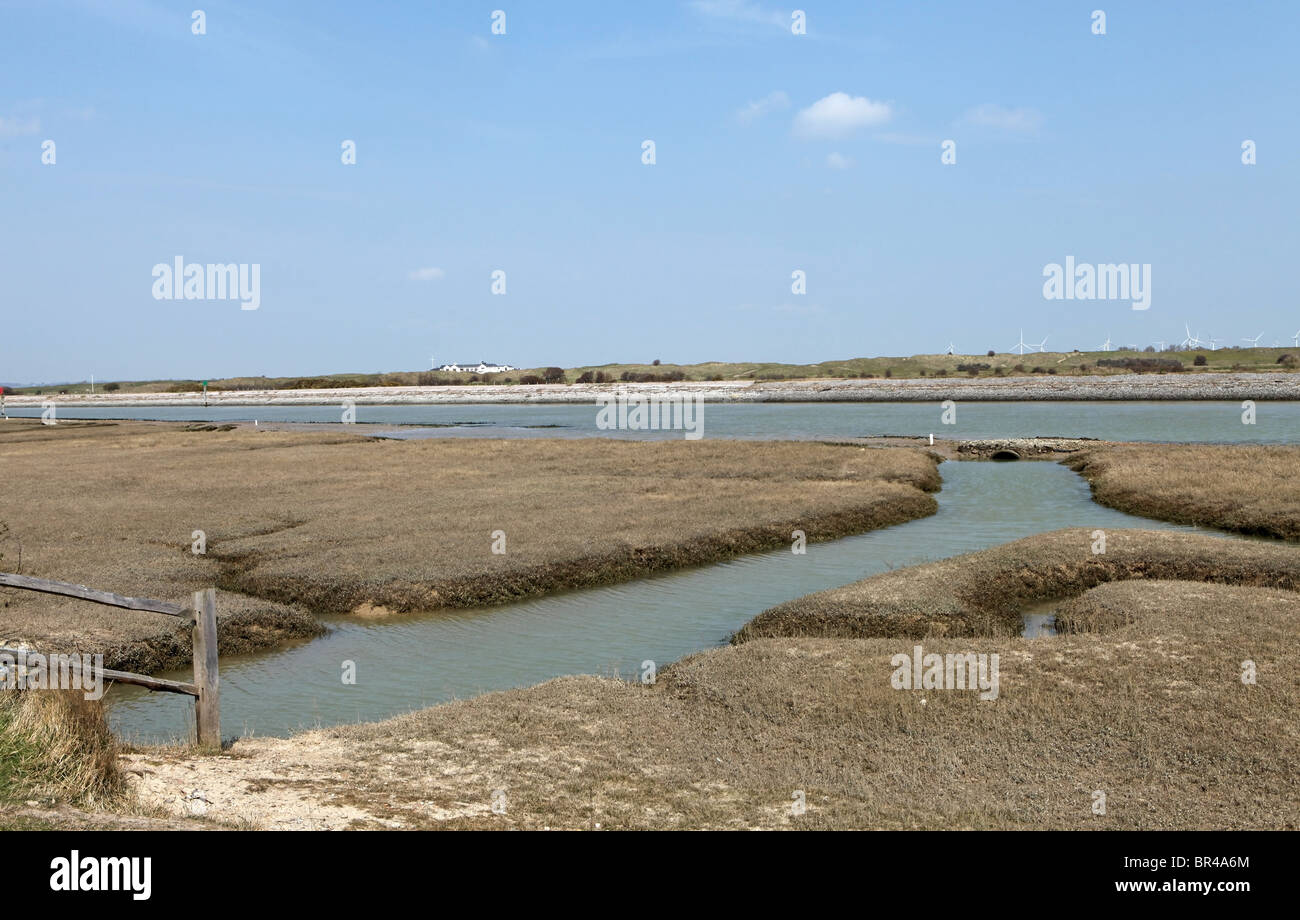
1096,357,1184,373
619,370,687,382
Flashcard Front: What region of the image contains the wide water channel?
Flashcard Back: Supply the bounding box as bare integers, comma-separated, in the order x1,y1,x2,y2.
8,400,1300,443
106,459,1232,743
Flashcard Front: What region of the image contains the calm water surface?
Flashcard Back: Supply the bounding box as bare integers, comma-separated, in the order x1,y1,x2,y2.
106,461,1230,743
7,400,1299,443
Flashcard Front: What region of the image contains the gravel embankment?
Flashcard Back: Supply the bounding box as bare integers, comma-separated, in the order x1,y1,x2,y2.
5,372,1299,408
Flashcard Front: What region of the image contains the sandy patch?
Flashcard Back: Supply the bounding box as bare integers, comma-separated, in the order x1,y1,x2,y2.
351,602,398,619
123,735,402,829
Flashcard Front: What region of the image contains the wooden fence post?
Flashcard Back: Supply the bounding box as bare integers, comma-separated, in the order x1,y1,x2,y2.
191,587,220,748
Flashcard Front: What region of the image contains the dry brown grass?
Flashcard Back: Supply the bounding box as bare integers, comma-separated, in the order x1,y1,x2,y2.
127,570,1299,829
1065,443,1300,540
16,420,1298,829
736,527,1300,640
0,418,938,669
0,690,124,808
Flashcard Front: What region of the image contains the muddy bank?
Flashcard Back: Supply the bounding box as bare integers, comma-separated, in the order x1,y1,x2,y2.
97,445,1300,829
0,420,940,668
1,594,325,675
124,570,1300,829
1064,442,1300,540
735,528,1300,641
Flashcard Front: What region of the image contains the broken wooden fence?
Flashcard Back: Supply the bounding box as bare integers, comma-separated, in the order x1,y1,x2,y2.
0,574,219,746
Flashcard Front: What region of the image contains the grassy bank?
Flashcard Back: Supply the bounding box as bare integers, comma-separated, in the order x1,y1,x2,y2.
1064,443,1300,540
124,547,1300,829
11,347,1299,394
736,528,1299,640
0,419,939,669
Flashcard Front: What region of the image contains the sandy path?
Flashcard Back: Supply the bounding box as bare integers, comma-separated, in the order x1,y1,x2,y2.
122,736,412,829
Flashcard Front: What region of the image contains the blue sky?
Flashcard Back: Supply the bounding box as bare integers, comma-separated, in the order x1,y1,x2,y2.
2,0,1297,382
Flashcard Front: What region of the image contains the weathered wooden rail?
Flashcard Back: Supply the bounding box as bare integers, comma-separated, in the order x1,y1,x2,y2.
0,574,220,746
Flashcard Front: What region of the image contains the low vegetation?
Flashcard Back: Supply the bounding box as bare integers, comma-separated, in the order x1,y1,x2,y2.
126,553,1300,829
12,347,1300,394
1064,443,1300,540
1094,356,1184,373
737,528,1299,640
12,427,1300,829
0,691,123,809
0,419,939,668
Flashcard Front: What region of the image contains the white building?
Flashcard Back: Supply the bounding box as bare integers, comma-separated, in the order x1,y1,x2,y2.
436,361,517,374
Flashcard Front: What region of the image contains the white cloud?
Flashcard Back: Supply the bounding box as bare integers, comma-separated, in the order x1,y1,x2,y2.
736,90,789,122
825,152,852,169
407,267,445,281
794,92,892,139
959,103,1043,134
0,115,40,137
690,0,787,29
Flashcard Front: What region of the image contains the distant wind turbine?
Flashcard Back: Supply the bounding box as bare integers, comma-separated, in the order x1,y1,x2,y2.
1293,329,1300,347
945,342,955,355
1030,335,1049,353
1011,330,1031,355
1099,334,1113,352
1242,332,1264,347
1152,341,1165,351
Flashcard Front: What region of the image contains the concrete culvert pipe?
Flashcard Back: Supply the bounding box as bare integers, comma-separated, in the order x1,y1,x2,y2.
990,449,1021,461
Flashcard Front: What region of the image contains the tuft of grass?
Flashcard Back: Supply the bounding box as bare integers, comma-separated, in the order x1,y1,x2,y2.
0,690,124,808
